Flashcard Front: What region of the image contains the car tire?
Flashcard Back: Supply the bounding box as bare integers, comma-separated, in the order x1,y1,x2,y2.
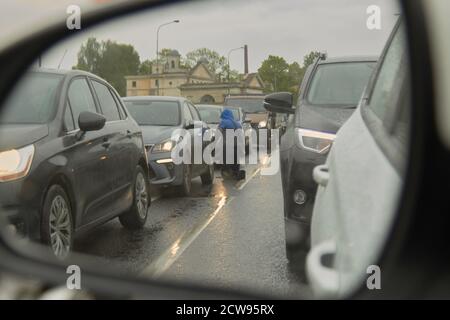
119,166,150,230
200,164,214,185
41,184,74,259
176,164,192,196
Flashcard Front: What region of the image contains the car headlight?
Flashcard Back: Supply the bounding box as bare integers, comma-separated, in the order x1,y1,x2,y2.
152,139,175,153
258,120,267,129
0,144,35,182
296,128,336,154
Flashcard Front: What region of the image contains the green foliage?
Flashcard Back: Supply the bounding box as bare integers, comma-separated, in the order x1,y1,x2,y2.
138,59,152,75
257,51,323,100
74,37,140,96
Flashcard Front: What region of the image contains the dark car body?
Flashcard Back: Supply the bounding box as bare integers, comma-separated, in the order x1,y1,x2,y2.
265,56,377,259
123,96,214,194
0,69,148,244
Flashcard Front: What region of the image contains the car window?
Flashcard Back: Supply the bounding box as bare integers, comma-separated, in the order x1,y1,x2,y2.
67,78,97,128
64,102,75,132
368,24,407,121
183,102,193,122
198,108,222,124
92,80,121,122
110,88,127,119
0,73,63,124
124,100,180,126
306,62,376,106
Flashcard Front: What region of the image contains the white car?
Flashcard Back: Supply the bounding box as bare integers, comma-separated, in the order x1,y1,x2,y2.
307,20,410,298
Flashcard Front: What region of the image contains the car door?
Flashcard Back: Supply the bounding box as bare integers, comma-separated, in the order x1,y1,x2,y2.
61,76,110,229
307,22,409,298
89,79,134,221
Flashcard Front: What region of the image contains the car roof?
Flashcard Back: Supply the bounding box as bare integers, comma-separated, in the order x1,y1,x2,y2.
29,68,106,80
122,96,187,103
318,56,378,65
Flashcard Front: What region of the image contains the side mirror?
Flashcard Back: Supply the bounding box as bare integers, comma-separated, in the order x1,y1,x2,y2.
185,120,195,130
78,111,106,132
264,92,295,114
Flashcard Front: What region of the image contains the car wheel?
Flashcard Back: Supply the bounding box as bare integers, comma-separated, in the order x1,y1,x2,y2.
176,164,192,196
41,184,74,259
119,166,150,230
200,164,214,185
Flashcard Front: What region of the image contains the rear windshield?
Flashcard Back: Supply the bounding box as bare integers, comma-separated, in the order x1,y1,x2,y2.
197,107,222,124
225,98,265,113
0,72,63,124
306,62,376,106
124,100,180,126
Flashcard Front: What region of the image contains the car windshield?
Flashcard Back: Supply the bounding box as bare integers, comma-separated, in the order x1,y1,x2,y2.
229,108,241,120
197,107,222,124
225,98,265,113
124,100,180,126
0,72,63,124
306,62,376,106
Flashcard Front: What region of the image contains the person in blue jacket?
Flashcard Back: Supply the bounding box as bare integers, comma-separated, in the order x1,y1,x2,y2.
218,109,244,179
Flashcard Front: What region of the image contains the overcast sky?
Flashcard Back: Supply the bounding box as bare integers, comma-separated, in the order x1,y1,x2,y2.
1,0,401,73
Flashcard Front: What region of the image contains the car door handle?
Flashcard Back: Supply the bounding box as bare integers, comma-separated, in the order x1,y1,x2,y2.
306,240,339,299
313,165,330,187
126,130,132,138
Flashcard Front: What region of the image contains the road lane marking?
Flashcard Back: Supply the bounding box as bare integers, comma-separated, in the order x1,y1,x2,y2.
141,196,230,278
236,167,261,190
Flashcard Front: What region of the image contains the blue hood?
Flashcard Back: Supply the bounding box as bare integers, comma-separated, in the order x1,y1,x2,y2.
219,109,242,129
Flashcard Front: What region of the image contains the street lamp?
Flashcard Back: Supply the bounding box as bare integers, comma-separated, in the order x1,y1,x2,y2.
227,46,244,96
156,19,180,95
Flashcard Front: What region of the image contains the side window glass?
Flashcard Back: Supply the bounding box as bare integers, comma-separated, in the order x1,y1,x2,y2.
67,78,97,129
368,25,406,122
110,89,127,119
183,102,193,122
92,80,121,121
64,102,75,132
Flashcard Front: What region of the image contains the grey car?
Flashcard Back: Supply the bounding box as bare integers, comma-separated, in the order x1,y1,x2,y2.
307,21,409,298
123,96,215,196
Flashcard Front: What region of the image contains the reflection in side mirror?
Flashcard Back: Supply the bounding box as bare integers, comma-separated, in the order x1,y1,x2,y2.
264,92,295,114
78,111,106,132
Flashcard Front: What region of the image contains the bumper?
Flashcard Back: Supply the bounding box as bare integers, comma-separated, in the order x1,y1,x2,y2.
147,151,184,186
286,145,328,223
0,179,41,240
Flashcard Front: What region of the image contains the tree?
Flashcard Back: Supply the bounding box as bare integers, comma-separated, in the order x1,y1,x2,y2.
184,48,238,81
258,55,290,93
138,59,152,75
303,51,322,69
74,38,140,96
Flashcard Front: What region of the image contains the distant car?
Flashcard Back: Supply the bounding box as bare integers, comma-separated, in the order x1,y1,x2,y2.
224,95,274,151
123,96,214,196
0,69,150,258
196,104,252,152
264,55,377,261
308,21,408,298
196,104,223,129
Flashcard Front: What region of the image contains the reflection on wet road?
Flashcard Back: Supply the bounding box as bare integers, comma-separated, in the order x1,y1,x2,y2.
74,157,310,298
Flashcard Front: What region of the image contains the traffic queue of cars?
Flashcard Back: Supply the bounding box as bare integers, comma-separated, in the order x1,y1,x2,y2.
264,20,407,296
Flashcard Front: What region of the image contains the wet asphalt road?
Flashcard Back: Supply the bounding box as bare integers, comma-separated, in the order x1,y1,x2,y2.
74,155,310,298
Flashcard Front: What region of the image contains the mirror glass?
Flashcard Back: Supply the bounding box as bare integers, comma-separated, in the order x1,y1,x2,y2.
0,0,410,299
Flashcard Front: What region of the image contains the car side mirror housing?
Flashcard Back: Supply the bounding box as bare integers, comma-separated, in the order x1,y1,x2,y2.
264,92,295,114
185,120,195,130
78,111,106,132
